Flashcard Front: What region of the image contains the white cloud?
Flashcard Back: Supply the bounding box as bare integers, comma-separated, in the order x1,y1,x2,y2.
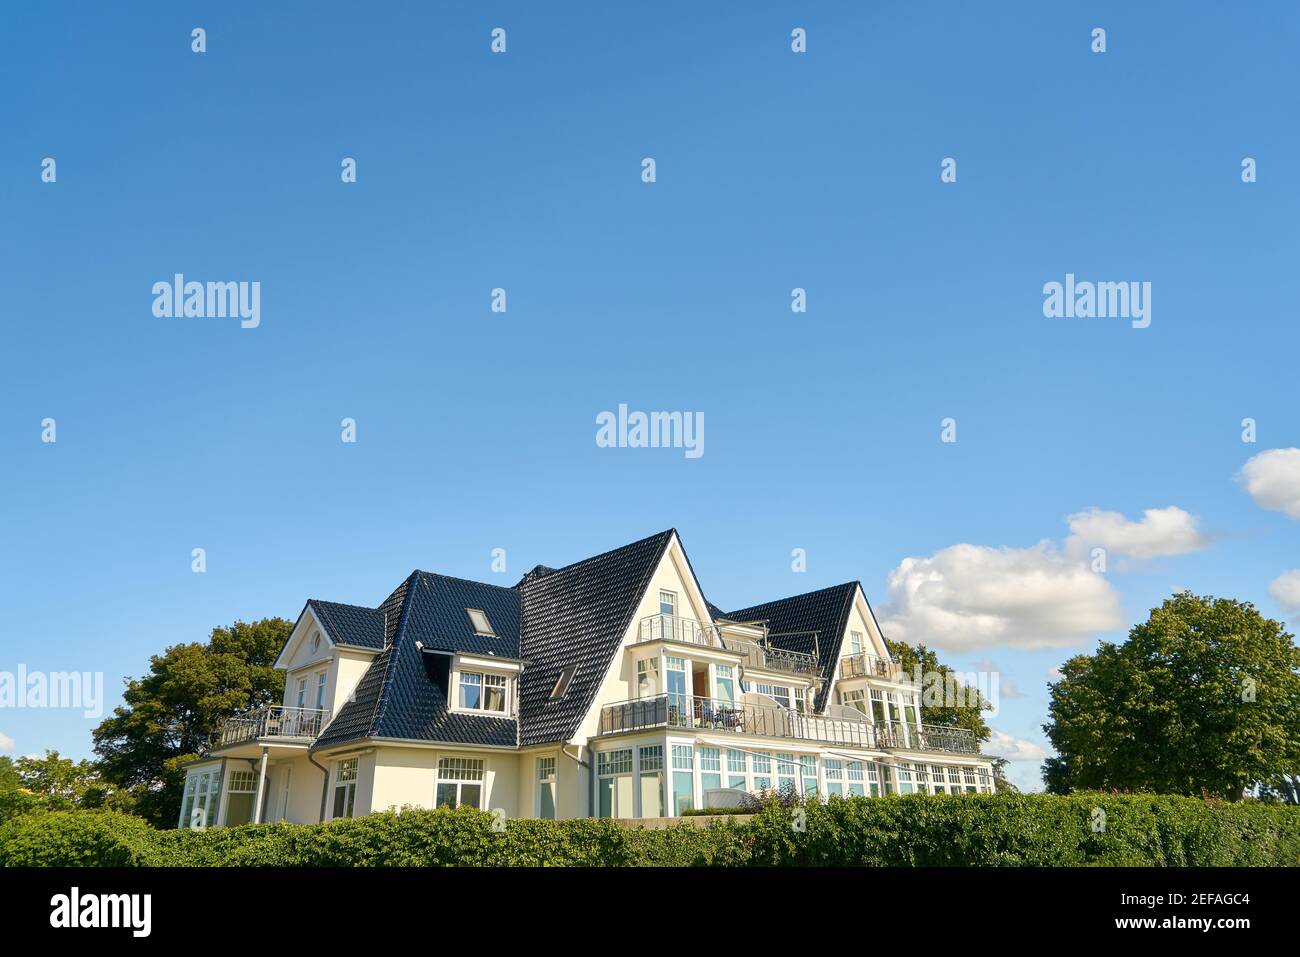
986,729,1048,762
1046,665,1063,682
0,732,13,754
1269,569,1300,616
1065,506,1209,559
1239,448,1300,519
881,541,1123,651
971,660,1024,699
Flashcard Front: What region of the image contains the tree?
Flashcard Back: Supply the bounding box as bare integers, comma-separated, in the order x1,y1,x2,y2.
14,751,105,804
0,756,21,791
886,638,992,742
1042,592,1300,800
991,757,1019,794
92,617,291,826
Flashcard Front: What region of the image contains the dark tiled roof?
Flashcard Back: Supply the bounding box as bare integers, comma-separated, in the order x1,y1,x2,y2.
517,530,675,747
307,599,385,650
402,573,519,658
724,582,858,711
313,572,519,751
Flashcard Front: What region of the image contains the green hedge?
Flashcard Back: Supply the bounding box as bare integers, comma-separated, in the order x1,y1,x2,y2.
1,793,1297,867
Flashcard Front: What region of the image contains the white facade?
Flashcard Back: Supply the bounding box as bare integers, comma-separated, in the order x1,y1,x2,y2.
180,534,996,829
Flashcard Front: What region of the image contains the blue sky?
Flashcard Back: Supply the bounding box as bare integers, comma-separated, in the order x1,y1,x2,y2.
2,2,1297,792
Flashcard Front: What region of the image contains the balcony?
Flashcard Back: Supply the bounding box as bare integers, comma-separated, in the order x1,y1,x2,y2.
597,695,980,755
219,705,329,748
839,652,906,681
720,636,820,678
599,694,877,748
637,613,719,648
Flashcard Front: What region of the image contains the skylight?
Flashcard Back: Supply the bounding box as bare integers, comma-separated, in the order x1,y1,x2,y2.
466,608,495,636
551,664,577,699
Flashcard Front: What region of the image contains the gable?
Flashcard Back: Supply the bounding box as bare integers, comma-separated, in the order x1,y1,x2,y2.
516,529,675,747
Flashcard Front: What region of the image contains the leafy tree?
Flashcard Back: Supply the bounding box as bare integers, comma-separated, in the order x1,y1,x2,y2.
1042,592,1300,800
886,639,992,742
14,751,105,804
92,618,290,826
991,757,1019,794
0,756,21,791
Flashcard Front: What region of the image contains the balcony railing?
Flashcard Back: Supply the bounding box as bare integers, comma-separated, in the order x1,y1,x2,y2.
721,637,820,678
219,705,329,747
599,694,877,748
910,723,980,754
637,614,719,648
597,695,980,754
839,652,905,681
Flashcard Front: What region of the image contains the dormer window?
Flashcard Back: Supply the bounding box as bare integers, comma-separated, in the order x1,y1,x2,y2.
466,608,495,636
459,671,507,713
551,664,577,699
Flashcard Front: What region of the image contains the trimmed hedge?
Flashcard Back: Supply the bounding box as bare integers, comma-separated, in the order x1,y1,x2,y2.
1,793,1297,867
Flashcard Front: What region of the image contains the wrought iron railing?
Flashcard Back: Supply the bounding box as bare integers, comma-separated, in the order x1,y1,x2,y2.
597,696,980,754
721,637,820,678
910,723,980,754
637,614,719,648
839,652,905,681
599,694,877,748
219,705,329,747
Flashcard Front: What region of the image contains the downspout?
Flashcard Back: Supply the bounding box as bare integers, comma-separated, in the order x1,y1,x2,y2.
308,750,330,823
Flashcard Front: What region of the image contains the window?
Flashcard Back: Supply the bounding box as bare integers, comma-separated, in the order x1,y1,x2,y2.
671,745,694,815
867,762,881,797
639,746,664,817
714,664,735,706
825,759,843,797
963,767,978,793
849,630,863,655
897,764,913,795
296,677,307,709
666,655,688,710
637,657,660,697
977,767,992,792
870,689,887,725
333,758,358,819
659,590,676,617
931,765,948,795
598,750,635,817
847,761,866,797
776,753,797,797
460,671,507,713
466,608,495,636
793,688,807,714
315,672,327,710
800,755,818,796
183,769,215,829
699,747,722,799
435,757,484,809
726,749,747,789
536,757,557,819
551,664,576,699
948,766,962,792
841,688,868,716
228,770,256,792
748,751,771,792
912,763,929,793
311,631,321,653
904,694,920,730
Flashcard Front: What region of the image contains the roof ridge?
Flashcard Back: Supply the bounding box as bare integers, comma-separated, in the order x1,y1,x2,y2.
411,569,517,593
727,580,859,616
536,528,675,580
308,598,378,612
368,571,420,736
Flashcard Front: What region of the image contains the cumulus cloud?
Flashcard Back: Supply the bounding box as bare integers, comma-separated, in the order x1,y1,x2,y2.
1269,569,1300,616
1065,506,1209,560
1046,665,1064,682
1239,448,1300,518
971,660,1025,699
985,729,1048,762
881,541,1124,651
0,732,13,754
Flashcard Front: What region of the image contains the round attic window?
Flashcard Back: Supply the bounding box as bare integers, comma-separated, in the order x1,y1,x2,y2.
311,631,321,652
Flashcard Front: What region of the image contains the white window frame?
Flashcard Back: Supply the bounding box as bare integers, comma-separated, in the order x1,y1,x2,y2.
535,756,557,819
458,670,509,714
435,757,485,809
466,608,495,636
332,758,358,820
315,671,328,710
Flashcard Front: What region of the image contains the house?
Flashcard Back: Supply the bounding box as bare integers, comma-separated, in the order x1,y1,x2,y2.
178,529,997,829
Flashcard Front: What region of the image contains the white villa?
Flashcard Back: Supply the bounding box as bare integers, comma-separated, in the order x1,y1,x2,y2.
179,530,996,829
